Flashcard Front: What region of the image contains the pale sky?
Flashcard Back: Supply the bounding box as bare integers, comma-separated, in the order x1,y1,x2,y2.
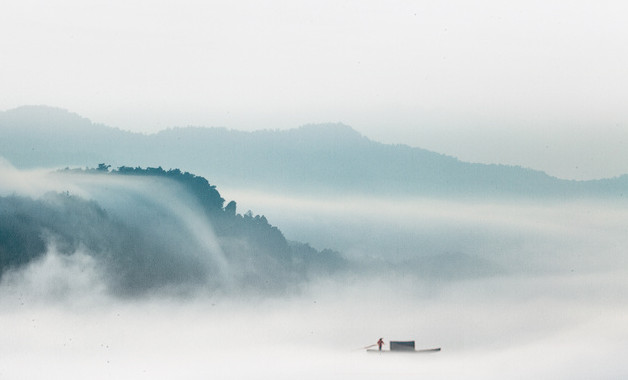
2,0,628,180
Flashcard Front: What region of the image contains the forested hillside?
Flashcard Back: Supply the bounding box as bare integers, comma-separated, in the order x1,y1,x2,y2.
0,165,345,296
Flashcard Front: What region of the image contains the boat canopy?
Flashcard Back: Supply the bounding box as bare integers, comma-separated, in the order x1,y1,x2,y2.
390,341,415,351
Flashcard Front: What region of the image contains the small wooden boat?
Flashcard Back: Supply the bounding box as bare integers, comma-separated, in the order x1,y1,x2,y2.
367,347,441,354
366,341,440,354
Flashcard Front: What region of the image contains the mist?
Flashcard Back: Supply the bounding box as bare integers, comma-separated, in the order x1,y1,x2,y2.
2,164,628,378
4,1,628,180
0,165,231,296
225,188,628,274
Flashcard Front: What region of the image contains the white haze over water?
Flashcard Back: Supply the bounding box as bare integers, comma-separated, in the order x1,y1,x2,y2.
1,166,628,379
225,188,628,273
2,263,628,379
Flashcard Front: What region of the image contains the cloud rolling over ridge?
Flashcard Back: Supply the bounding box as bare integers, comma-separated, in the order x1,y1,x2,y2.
0,164,344,296
1,163,628,379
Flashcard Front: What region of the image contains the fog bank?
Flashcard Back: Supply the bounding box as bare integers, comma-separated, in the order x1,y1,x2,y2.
2,164,628,378
0,164,342,296
2,271,628,379
225,188,628,275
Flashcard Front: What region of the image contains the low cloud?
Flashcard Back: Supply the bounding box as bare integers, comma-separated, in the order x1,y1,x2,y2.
2,164,628,379
2,272,628,379
225,188,628,275
0,164,300,296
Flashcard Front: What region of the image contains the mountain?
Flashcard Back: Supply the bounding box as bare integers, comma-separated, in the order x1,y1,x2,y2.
0,166,345,296
0,106,136,167
1,105,626,198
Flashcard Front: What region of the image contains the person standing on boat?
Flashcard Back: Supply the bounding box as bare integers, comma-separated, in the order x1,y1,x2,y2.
377,338,384,351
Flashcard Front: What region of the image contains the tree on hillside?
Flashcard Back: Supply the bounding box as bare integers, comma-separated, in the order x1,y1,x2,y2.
225,200,237,216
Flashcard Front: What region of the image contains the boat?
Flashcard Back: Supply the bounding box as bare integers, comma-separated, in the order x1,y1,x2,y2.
366,347,441,354
366,340,441,353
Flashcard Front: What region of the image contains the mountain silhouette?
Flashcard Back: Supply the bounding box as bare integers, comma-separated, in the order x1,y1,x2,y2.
1,105,626,198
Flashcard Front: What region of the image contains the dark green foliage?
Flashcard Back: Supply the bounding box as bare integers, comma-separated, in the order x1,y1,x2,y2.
0,166,347,295
288,241,347,276
0,193,111,272
0,192,213,294
225,200,236,216
115,165,225,212
0,208,46,270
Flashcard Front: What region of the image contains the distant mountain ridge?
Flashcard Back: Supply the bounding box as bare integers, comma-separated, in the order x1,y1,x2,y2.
1,105,626,198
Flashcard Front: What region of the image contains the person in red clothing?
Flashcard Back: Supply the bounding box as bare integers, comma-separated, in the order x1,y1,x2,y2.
377,338,384,351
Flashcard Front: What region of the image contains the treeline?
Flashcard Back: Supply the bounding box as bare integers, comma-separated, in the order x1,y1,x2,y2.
0,165,346,296
80,164,288,255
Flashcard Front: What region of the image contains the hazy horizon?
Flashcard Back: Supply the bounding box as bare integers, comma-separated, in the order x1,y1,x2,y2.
2,1,628,377
3,0,628,180
2,104,628,182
